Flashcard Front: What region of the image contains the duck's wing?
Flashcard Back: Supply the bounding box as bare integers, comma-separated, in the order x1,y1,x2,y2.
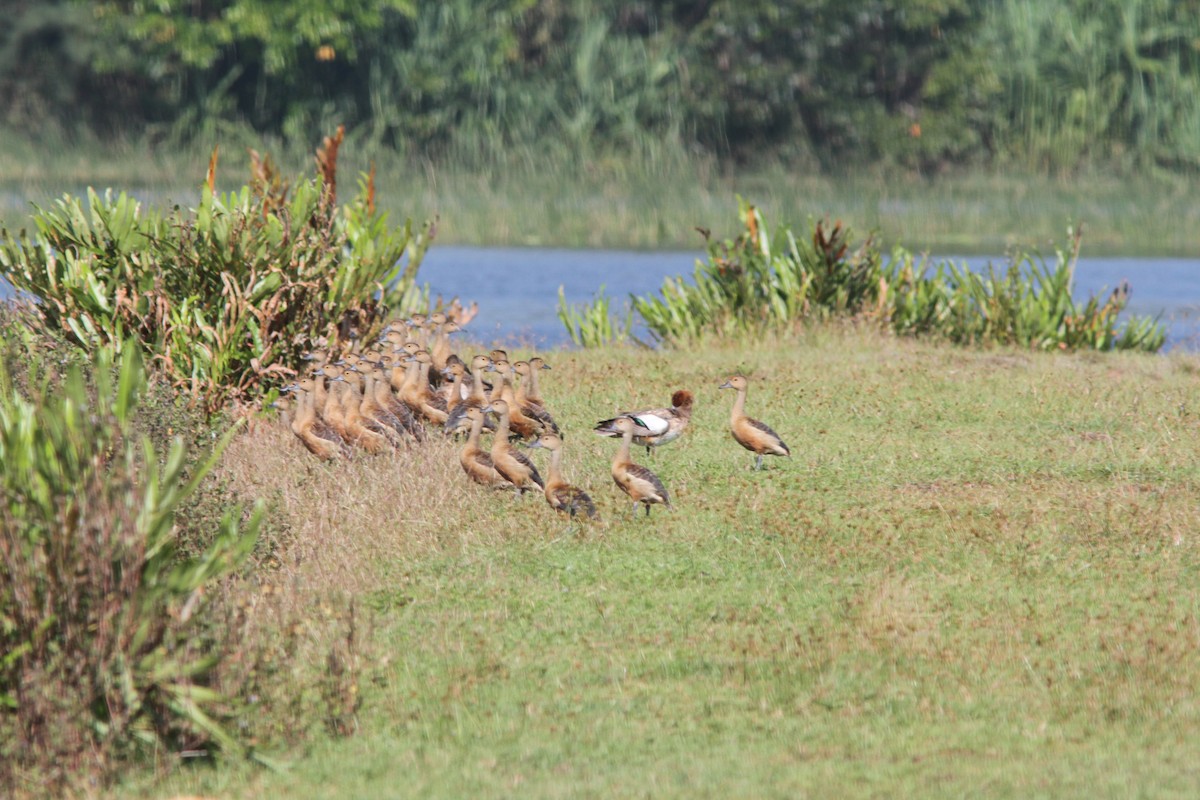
626,464,670,505
747,418,791,455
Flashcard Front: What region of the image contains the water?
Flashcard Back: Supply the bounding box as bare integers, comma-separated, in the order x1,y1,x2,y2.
422,246,1200,350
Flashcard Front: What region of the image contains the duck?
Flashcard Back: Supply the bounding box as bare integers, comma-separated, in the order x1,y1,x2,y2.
459,406,514,490
595,389,694,456
335,373,396,453
357,368,415,445
529,432,597,519
286,382,348,460
368,364,425,441
512,360,560,436
487,360,543,440
444,354,495,436
397,349,449,426
718,375,790,470
483,399,545,495
607,416,671,516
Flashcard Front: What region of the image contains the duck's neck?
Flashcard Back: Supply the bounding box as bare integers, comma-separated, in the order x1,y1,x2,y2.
466,414,485,450
493,411,511,443
526,368,543,403
615,428,634,467
730,388,747,423
470,369,488,403
548,447,564,485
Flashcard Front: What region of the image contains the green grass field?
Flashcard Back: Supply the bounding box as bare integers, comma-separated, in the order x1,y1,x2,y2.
117,328,1200,799
2,138,1197,256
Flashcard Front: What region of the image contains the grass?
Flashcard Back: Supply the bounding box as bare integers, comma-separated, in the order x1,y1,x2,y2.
109,326,1200,798
1,135,1198,256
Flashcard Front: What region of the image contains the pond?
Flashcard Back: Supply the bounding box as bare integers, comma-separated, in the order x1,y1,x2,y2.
421,246,1200,351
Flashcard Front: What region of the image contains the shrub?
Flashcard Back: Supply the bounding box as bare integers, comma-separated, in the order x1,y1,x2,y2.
0,339,260,793
885,229,1167,352
629,199,884,344
583,202,1165,352
556,284,632,348
0,131,435,414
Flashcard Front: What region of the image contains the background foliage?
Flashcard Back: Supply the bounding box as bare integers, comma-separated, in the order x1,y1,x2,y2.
1,0,1197,173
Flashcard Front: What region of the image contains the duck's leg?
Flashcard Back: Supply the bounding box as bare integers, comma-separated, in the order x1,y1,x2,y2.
754,454,764,471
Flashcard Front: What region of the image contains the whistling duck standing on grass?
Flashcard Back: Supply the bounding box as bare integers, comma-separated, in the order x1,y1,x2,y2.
444,354,494,435
286,383,347,460
430,317,464,374
369,364,424,441
595,389,694,456
529,432,597,519
719,375,790,470
358,369,414,445
313,368,351,442
484,399,545,495
460,406,514,490
488,360,543,441
513,360,560,436
336,373,395,454
608,416,671,517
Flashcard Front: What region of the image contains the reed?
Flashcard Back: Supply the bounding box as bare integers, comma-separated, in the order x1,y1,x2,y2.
594,201,1166,352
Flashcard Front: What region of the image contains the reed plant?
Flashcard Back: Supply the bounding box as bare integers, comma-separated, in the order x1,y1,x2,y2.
591,202,1166,352
632,200,883,344
0,338,260,793
0,132,433,414
557,284,631,348
886,231,1167,351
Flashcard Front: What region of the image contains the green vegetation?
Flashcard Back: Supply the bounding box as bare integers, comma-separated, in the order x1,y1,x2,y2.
557,284,631,348
0,136,433,413
0,339,260,791
98,331,1200,799
586,200,1165,351
2,1,1197,174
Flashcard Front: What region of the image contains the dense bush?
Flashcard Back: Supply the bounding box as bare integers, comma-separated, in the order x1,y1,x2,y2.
632,200,885,343
575,201,1165,352
3,1,1196,172
0,133,434,414
0,339,260,793
886,233,1167,351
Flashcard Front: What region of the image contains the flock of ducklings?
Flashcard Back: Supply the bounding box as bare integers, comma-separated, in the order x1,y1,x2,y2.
283,312,791,520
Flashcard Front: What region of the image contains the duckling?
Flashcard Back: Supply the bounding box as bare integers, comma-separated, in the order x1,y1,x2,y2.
513,360,561,436
718,375,790,470
595,389,694,456
459,406,514,490
529,432,597,519
608,416,671,516
484,399,544,495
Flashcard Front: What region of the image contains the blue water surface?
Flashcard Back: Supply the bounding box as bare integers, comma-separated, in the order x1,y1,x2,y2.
421,246,1200,350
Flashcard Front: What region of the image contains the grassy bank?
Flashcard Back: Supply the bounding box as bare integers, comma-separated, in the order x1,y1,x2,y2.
2,138,1197,256
114,328,1200,798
